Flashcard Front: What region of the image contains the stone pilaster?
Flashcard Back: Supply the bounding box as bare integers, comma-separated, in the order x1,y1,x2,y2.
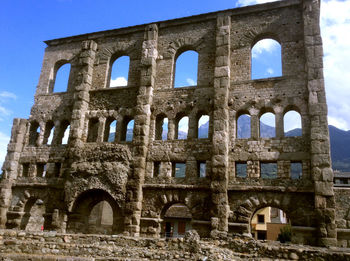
210,14,231,236
0,118,27,227
302,0,336,246
125,24,158,236
69,40,97,147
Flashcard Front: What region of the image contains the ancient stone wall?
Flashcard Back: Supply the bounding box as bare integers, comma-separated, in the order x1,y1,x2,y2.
0,0,341,247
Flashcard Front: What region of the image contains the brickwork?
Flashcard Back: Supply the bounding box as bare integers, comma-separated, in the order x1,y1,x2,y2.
0,0,341,247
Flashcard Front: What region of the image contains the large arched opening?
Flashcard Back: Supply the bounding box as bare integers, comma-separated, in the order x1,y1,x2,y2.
161,203,192,238
250,206,290,242
68,189,124,235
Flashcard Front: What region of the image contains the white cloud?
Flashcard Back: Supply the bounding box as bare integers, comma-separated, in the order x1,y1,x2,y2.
252,39,280,58
0,91,17,100
178,117,189,133
110,77,127,87
321,0,350,130
267,68,274,75
0,91,16,121
0,131,10,170
186,78,196,86
237,0,278,7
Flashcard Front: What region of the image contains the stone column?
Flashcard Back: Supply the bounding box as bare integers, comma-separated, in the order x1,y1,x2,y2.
96,117,106,143
167,118,175,140
210,15,231,237
275,107,284,138
69,40,97,147
302,0,336,247
0,118,27,228
124,24,158,236
250,114,259,139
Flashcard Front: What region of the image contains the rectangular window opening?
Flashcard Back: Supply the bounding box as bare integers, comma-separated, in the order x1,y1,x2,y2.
236,162,247,178
173,162,186,178
257,214,265,224
153,162,160,177
22,163,29,177
290,162,302,179
260,162,277,179
37,163,47,177
54,163,61,177
198,161,206,178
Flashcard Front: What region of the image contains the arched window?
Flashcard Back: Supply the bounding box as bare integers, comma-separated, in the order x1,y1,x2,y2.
251,39,282,80
29,121,40,146
174,51,198,88
109,56,130,87
198,115,209,139
237,114,251,139
53,63,71,92
43,121,54,145
284,110,302,137
120,118,134,142
176,116,189,139
87,118,99,143
58,121,70,145
155,115,168,140
260,112,276,138
104,118,117,142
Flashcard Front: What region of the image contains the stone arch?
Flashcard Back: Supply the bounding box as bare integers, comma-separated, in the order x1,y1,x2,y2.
283,105,303,137
155,113,169,140
230,193,316,229
28,120,40,146
97,42,139,88
97,42,139,65
166,37,205,59
48,58,74,93
161,202,192,237
236,110,251,139
67,189,124,235
251,33,281,49
232,194,290,225
195,110,210,139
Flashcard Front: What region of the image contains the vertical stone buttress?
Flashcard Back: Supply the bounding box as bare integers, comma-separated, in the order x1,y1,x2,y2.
0,118,27,228
69,40,97,147
210,15,231,236
302,0,337,246
125,24,158,236
65,40,97,231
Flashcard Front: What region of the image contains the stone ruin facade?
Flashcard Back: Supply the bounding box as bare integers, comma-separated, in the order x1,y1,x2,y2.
0,0,343,247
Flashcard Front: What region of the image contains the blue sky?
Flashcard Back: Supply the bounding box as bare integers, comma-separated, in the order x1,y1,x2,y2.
0,0,349,167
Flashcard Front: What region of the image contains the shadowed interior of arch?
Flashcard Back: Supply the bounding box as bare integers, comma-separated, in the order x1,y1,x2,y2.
68,189,124,235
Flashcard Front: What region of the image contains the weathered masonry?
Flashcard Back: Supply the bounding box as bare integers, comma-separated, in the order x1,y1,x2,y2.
0,0,342,247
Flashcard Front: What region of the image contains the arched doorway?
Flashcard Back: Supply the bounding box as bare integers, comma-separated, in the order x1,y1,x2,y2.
68,189,123,235
250,207,290,242
162,203,192,238
20,198,45,231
